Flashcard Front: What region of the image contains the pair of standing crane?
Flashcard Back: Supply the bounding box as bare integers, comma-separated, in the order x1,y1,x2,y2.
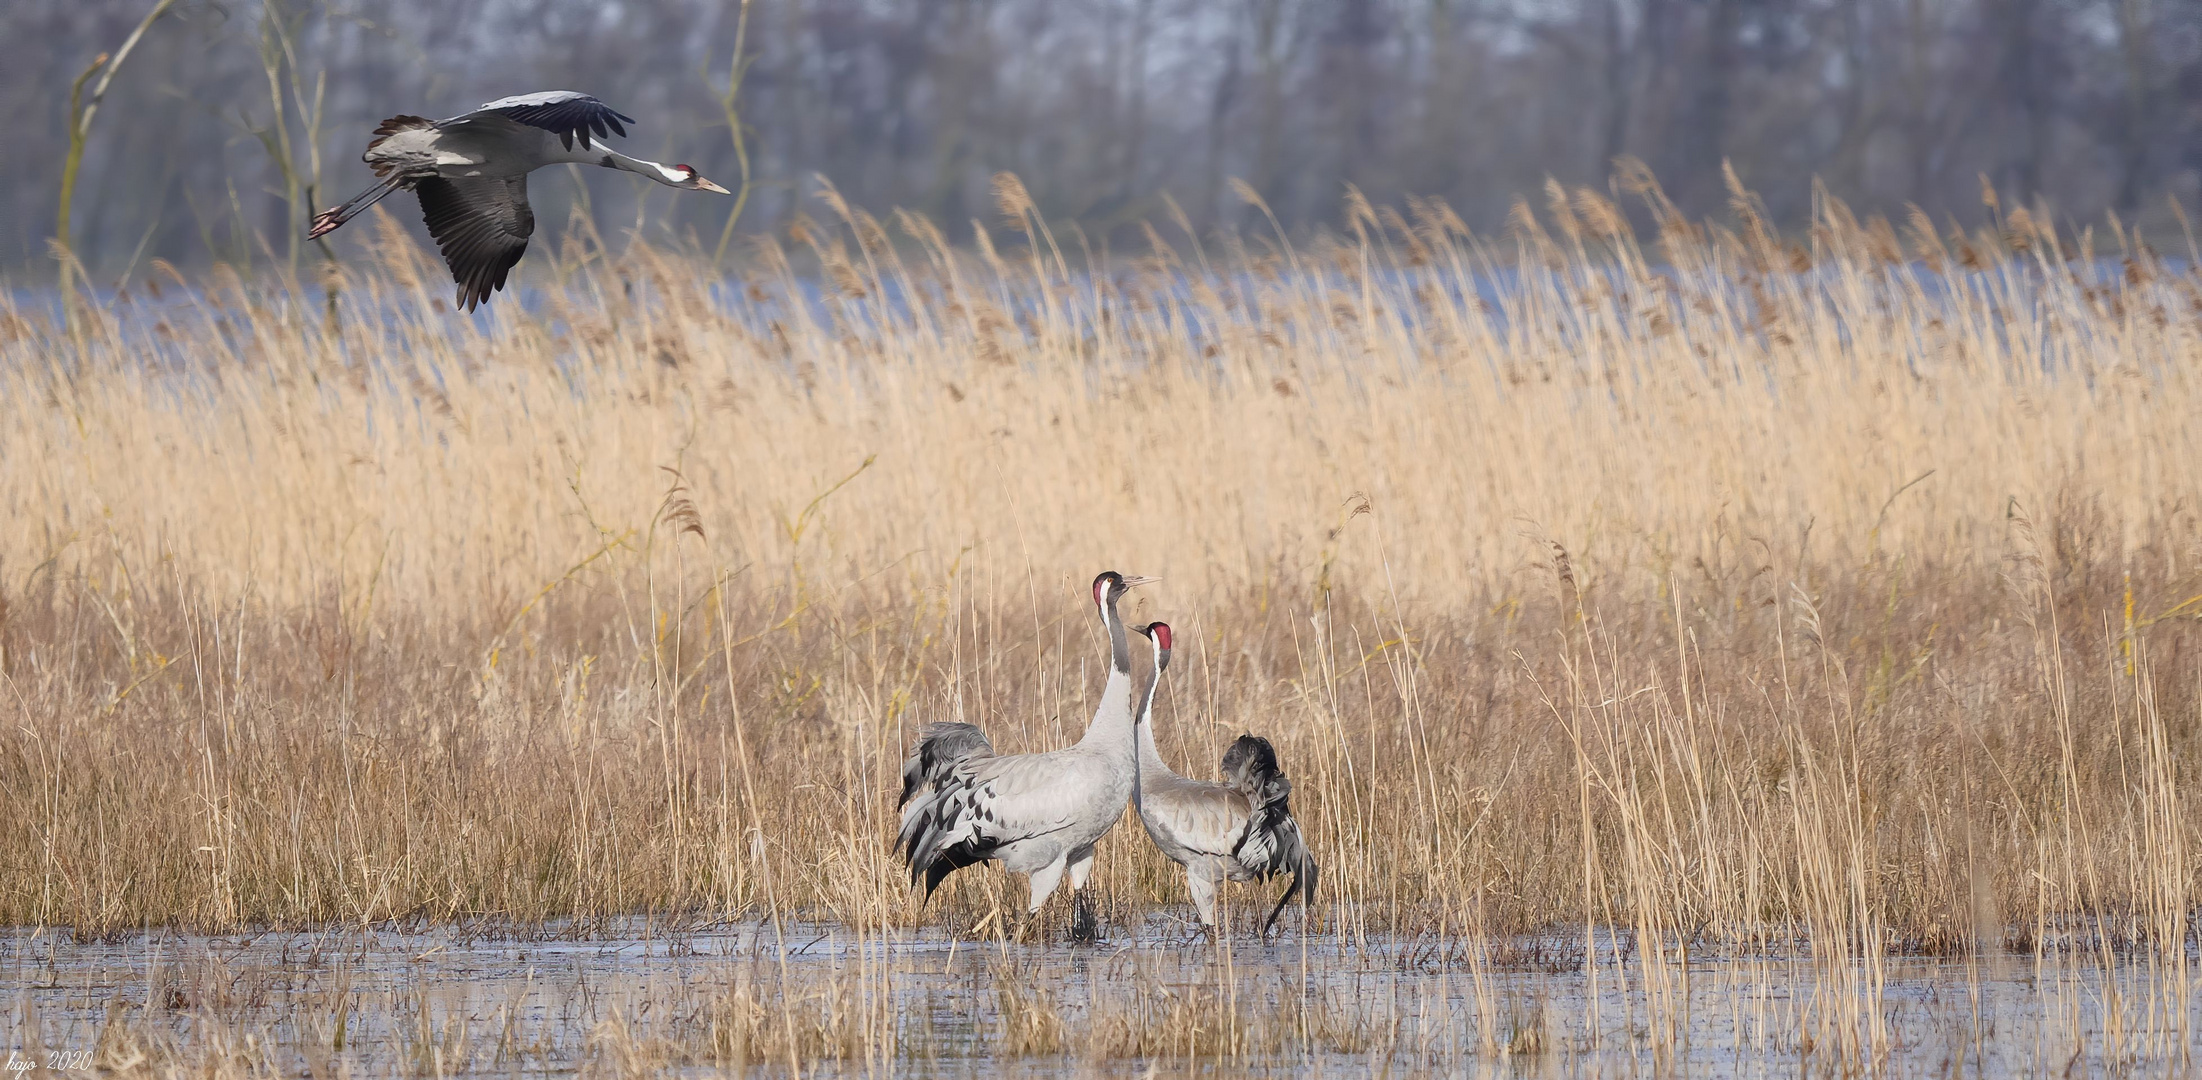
896,572,1317,938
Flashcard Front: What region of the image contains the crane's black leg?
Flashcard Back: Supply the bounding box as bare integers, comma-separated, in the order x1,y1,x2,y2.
1069,892,1100,943
308,175,405,240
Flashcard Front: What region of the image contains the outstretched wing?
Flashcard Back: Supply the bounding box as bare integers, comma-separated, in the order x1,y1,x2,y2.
415,175,534,311
466,91,635,151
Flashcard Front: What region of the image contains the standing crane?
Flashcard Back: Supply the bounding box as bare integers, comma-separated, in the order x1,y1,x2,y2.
306,92,730,310
1130,622,1317,934
897,571,1155,938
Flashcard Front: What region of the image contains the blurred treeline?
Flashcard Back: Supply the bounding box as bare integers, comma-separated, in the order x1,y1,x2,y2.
8,0,2202,277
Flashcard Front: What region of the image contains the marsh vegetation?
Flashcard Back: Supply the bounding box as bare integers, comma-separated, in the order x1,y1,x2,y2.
2,170,2198,1072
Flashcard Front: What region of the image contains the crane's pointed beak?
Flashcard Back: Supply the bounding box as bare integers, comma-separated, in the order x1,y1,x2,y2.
695,178,732,194
1132,623,1155,639
1119,575,1159,589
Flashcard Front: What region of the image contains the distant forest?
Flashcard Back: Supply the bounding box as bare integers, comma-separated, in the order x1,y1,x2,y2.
8,0,2202,276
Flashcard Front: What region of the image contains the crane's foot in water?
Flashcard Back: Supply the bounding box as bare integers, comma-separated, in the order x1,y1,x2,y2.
1069,895,1100,943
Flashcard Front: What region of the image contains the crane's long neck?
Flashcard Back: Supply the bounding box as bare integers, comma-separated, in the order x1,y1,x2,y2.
1135,656,1175,782
595,148,688,187
1078,591,1136,756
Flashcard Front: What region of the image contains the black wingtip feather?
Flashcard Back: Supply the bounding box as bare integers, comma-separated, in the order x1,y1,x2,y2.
485,95,633,152
416,176,533,313
917,842,986,905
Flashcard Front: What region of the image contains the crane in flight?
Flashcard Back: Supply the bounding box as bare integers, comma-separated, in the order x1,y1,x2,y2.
307,91,729,310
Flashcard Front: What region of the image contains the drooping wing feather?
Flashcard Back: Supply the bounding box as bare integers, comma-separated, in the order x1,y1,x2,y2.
415,175,534,311
1233,796,1302,875
1257,812,1315,932
896,723,996,863
901,750,1093,901
1219,733,1316,932
1220,735,1288,806
899,722,994,808
466,91,635,151
1221,735,1294,871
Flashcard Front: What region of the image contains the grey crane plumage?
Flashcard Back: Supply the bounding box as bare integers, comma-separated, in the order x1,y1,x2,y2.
896,571,1155,932
306,91,730,310
1130,622,1316,933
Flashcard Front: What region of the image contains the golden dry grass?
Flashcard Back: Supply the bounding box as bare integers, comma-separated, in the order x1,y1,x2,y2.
0,166,2197,1011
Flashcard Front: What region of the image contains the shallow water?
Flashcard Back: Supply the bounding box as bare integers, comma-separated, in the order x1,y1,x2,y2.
4,917,2196,1077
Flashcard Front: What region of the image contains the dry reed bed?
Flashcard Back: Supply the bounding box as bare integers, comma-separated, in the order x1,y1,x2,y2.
0,172,2197,975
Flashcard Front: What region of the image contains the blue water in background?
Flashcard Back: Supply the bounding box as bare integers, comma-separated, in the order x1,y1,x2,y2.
4,253,2186,399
